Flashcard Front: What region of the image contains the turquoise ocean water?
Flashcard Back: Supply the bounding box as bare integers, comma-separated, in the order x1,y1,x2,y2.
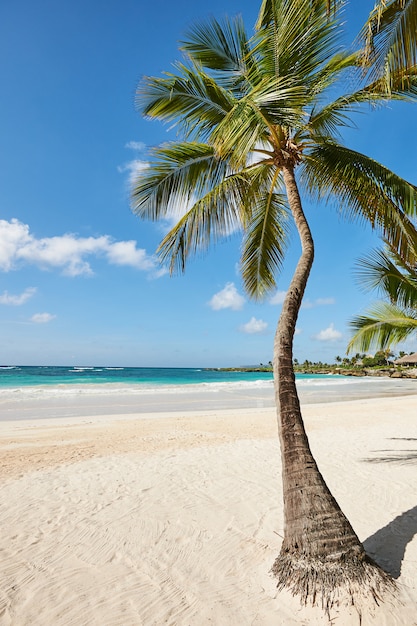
0,365,276,388
0,365,415,420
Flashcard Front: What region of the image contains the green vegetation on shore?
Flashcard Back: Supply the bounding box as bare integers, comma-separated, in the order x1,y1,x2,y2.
212,351,417,378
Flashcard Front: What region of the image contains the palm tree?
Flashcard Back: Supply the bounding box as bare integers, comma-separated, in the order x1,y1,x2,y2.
348,244,417,352
131,0,417,607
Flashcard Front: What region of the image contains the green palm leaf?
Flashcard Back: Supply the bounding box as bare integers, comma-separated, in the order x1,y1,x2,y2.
348,301,417,352
257,0,338,32
131,142,230,220
355,246,417,309
256,1,342,85
156,172,250,273
361,0,417,88
240,168,290,298
211,78,307,164
181,15,250,74
136,64,235,140
303,142,417,263
307,67,417,138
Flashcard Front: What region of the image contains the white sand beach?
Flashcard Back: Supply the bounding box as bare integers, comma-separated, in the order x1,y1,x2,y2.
1,394,417,625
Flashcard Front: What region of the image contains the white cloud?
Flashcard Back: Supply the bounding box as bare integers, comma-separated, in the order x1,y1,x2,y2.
105,240,155,271
18,233,108,276
302,296,335,309
104,240,167,277
313,323,342,342
119,139,149,186
239,317,268,334
0,219,31,271
295,327,302,336
30,312,56,324
125,141,146,151
208,282,245,311
0,287,36,305
117,159,149,185
315,297,335,306
0,219,160,277
270,290,287,305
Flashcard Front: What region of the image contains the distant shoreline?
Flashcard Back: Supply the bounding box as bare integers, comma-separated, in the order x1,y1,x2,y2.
210,366,417,379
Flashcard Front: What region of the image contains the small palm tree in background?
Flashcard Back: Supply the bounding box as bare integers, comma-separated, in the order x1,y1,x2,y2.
131,0,417,608
348,244,417,353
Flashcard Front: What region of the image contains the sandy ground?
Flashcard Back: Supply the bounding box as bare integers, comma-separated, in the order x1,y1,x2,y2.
0,396,417,624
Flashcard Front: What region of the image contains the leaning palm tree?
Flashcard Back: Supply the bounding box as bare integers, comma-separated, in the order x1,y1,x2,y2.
348,244,417,352
131,0,417,608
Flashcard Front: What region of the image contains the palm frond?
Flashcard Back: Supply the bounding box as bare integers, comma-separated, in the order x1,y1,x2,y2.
240,169,290,298
211,77,307,166
361,0,417,87
355,246,417,309
307,95,368,139
257,0,341,31
307,70,417,139
303,141,417,263
181,15,249,74
364,62,417,99
256,0,342,84
156,172,251,273
131,142,230,220
348,301,417,352
136,64,235,140
305,51,360,101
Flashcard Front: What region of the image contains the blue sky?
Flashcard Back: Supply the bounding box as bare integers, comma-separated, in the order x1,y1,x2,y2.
0,0,416,367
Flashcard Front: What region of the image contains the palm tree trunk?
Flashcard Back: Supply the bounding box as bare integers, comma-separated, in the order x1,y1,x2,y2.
271,166,394,607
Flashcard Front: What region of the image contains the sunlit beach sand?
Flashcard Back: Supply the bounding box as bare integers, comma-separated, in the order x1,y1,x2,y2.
0,387,417,624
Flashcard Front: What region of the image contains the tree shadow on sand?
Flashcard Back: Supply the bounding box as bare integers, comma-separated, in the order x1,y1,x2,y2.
364,504,417,578
362,439,417,578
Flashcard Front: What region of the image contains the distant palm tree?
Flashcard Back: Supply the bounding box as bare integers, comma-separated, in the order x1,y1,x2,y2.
132,0,417,607
348,245,417,352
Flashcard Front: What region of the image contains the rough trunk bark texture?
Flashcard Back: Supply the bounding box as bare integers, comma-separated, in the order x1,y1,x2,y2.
271,166,394,609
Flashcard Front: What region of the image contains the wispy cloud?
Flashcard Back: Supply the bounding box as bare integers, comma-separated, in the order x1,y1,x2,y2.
239,317,268,334
125,141,146,151
270,290,287,305
117,159,149,185
118,140,149,187
30,312,56,324
302,297,335,310
315,297,335,306
208,282,245,311
313,323,342,341
0,287,36,305
0,219,162,277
